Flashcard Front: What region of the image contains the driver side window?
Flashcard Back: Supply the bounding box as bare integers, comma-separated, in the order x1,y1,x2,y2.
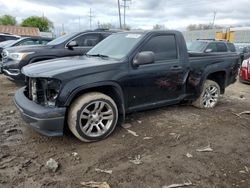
74,34,100,47
206,43,217,52
140,35,177,62
17,39,39,46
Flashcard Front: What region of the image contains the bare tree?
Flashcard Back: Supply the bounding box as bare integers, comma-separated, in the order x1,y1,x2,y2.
153,24,165,30
187,24,223,31
99,23,115,29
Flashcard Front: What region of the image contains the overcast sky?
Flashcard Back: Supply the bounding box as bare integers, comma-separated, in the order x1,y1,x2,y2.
1,0,250,34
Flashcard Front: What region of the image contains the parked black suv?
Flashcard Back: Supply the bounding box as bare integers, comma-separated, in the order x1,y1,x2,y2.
0,37,52,61
235,43,250,63
1,30,115,81
188,39,236,53
14,30,239,142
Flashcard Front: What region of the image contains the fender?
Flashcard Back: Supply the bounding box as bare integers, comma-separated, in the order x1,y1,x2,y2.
199,67,228,95
63,81,125,111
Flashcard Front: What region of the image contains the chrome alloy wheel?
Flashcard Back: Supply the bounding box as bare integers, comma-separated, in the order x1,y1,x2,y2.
202,85,219,108
79,101,114,137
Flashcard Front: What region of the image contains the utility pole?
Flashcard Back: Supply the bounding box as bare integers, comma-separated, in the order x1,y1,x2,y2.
79,16,81,31
121,0,131,29
97,21,100,29
61,23,65,35
212,11,217,29
117,0,122,29
123,0,126,28
88,8,94,30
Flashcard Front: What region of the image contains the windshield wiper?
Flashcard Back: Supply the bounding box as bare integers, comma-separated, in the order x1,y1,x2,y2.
86,54,109,58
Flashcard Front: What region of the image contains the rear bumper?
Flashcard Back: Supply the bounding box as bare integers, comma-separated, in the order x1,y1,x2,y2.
239,67,250,84
14,87,66,136
239,78,250,84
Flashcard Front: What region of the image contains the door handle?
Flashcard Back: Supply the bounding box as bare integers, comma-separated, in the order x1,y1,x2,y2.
171,65,182,70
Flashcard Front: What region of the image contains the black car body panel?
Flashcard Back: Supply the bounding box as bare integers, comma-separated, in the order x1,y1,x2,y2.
1,30,114,81
22,56,121,79
14,30,240,136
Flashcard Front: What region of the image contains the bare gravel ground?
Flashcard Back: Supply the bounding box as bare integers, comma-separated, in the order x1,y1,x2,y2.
0,74,249,188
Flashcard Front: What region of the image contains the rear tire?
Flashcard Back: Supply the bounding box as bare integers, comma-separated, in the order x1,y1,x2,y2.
68,92,118,142
192,80,220,108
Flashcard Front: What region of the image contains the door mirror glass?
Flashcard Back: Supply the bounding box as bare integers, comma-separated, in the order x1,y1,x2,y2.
205,48,212,53
67,41,78,48
133,51,155,66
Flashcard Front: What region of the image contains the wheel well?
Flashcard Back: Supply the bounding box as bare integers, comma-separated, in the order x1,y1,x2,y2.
68,86,125,116
207,71,226,94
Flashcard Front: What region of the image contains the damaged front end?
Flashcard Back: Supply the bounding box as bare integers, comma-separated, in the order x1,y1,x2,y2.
14,77,66,136
25,77,61,107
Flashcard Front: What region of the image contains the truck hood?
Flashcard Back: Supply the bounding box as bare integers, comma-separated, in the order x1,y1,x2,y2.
22,56,122,79
5,45,53,53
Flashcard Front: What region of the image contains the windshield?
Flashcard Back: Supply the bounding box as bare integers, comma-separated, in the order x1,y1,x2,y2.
0,40,15,48
5,38,29,47
188,41,208,52
47,33,76,45
87,33,144,60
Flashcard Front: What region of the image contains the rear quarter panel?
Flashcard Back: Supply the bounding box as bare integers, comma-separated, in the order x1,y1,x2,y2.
187,53,240,98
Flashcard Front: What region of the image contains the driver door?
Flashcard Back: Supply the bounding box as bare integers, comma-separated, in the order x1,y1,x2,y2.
124,34,187,109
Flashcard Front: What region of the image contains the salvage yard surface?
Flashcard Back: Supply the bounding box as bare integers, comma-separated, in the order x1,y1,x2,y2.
0,75,249,188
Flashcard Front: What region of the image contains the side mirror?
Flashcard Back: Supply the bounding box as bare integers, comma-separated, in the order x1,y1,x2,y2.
133,51,155,66
67,41,78,49
205,48,212,53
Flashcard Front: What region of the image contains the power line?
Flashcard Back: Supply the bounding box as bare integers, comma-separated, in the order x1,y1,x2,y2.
145,0,224,9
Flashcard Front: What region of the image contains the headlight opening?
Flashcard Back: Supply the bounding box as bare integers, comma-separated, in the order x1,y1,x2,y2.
28,78,61,107
45,79,61,106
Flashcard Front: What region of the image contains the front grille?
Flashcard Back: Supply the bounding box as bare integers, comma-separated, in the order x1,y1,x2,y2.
1,50,8,63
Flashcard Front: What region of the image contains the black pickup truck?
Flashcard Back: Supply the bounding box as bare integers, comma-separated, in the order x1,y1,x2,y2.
0,30,114,81
14,30,240,142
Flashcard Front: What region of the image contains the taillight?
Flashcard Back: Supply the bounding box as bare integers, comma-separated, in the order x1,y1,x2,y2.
241,60,249,68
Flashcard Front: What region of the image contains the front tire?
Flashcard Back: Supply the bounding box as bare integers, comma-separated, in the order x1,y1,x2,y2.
192,80,220,108
68,92,118,142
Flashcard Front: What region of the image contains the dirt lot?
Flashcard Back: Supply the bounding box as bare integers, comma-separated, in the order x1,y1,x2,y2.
0,75,249,188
